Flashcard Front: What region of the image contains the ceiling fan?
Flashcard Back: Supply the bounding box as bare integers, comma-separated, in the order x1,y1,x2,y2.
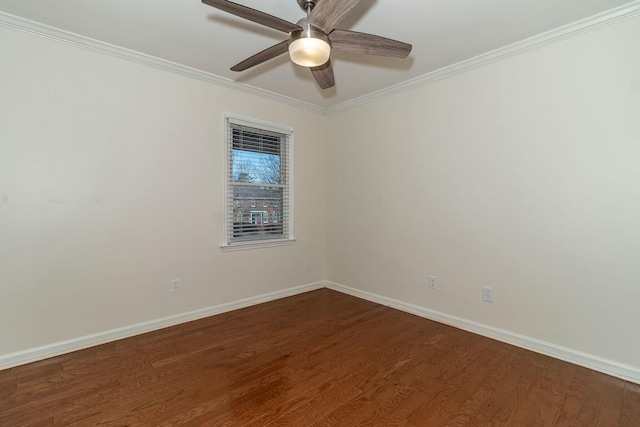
202,0,412,89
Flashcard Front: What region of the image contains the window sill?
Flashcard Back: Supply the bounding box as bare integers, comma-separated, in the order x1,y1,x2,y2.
221,238,296,252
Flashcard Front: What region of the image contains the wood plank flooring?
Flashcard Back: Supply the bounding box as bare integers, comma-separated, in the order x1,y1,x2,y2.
1,288,638,426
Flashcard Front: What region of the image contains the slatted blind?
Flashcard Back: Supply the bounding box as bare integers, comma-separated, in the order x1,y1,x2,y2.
226,118,291,245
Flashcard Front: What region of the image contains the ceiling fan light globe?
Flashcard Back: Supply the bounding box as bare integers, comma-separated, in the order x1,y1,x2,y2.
288,37,331,67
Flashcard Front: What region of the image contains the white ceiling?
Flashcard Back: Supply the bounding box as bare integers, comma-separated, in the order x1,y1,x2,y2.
0,0,635,109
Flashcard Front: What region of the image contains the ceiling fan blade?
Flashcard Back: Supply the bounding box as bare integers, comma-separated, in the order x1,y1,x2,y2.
202,0,301,33
329,29,412,58
308,0,361,34
310,59,335,89
230,40,289,71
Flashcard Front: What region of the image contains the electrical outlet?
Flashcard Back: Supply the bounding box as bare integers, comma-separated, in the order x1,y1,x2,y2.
171,279,181,293
429,276,436,289
304,258,311,269
482,286,493,302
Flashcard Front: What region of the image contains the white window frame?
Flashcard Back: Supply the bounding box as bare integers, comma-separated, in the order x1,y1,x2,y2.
221,113,295,251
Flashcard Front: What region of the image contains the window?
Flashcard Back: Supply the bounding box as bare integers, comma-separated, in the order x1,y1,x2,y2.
223,114,294,250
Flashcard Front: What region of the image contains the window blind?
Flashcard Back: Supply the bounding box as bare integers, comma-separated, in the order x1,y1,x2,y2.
226,122,290,244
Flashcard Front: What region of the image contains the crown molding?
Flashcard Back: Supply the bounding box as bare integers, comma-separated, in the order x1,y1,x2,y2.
2,1,639,116
0,11,325,115
326,0,640,115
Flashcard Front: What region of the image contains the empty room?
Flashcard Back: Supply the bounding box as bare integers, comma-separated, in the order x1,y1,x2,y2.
1,0,639,425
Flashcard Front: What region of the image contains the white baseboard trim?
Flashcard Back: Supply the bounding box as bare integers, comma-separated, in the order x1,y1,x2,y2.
326,281,640,384
0,281,325,371
4,280,638,384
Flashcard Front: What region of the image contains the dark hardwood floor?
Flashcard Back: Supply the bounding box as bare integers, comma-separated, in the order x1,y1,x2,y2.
1,288,638,426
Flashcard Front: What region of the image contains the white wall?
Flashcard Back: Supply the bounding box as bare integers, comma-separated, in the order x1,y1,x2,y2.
0,26,326,356
326,16,640,370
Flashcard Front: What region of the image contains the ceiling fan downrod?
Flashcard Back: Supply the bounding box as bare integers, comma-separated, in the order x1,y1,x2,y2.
296,0,316,13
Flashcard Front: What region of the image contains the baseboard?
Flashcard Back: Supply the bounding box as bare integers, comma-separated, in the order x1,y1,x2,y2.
325,281,640,384
0,281,325,371
5,280,638,384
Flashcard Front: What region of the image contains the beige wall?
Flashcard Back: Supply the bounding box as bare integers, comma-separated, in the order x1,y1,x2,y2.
1,13,639,375
0,26,326,355
326,15,640,368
